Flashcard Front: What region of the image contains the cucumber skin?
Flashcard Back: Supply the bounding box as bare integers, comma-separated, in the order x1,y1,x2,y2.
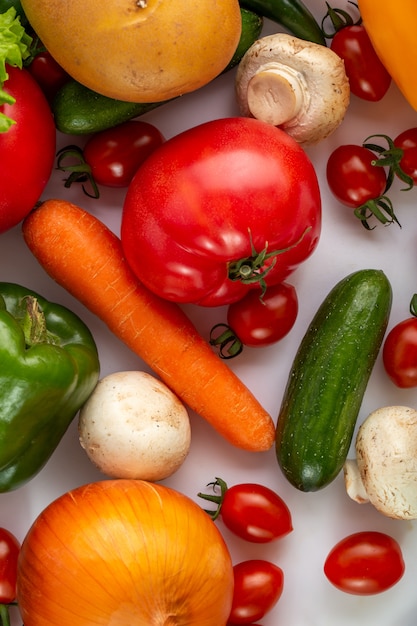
240,0,326,45
275,269,392,492
53,8,263,135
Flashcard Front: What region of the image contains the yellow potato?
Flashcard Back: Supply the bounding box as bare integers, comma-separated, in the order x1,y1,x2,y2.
21,0,242,102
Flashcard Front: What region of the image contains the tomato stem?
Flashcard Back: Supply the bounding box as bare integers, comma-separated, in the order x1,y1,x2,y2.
197,477,228,520
0,604,11,626
56,145,100,198
409,294,417,317
209,324,243,359
321,1,361,38
228,227,310,298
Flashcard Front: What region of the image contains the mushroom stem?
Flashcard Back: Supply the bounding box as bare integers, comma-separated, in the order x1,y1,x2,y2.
343,406,417,520
235,33,350,144
246,64,309,126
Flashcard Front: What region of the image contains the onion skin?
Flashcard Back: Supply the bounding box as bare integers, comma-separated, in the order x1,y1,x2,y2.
17,480,234,625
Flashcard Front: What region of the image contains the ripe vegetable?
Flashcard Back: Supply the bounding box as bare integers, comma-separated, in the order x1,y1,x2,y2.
324,531,405,595
198,477,293,543
22,199,276,452
0,527,20,603
235,33,350,145
322,3,391,102
228,559,284,624
227,282,298,347
20,0,242,102
0,9,55,233
79,371,191,481
326,143,400,228
383,294,417,388
276,269,392,491
121,117,321,307
0,527,20,626
358,0,417,111
344,406,417,519
56,121,165,197
51,7,264,135
0,282,100,492
17,480,234,626
393,127,417,184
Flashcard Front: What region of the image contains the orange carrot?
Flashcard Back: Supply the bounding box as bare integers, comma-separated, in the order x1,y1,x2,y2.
22,199,276,452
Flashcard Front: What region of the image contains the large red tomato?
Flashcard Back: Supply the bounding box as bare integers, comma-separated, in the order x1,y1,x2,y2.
0,65,56,234
121,117,321,307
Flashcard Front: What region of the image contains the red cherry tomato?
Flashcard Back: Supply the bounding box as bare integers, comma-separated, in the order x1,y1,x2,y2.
227,282,298,347
83,120,165,188
0,528,20,604
394,127,417,184
326,144,387,209
228,560,284,624
383,315,417,388
27,50,71,103
324,531,405,595
199,479,293,543
330,25,391,101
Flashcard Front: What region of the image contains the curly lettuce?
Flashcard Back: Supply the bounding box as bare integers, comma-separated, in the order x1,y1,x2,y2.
0,7,32,132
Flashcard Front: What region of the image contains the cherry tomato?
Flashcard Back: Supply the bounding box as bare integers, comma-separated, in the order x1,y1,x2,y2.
228,560,284,624
83,121,165,188
1,65,56,234
324,531,405,595
326,144,387,209
330,25,391,101
199,479,293,543
27,50,71,103
121,117,321,307
394,127,417,184
383,304,417,387
227,282,298,347
0,528,20,604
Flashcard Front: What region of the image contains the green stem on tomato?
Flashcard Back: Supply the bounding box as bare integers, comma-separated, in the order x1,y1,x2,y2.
0,604,11,626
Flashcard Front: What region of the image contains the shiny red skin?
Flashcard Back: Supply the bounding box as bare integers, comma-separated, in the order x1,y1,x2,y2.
383,316,417,387
83,121,165,188
228,559,284,625
27,51,71,103
330,25,391,101
394,127,417,184
121,117,321,307
227,282,298,347
0,65,56,234
0,528,20,604
326,144,387,208
220,482,293,543
324,531,405,595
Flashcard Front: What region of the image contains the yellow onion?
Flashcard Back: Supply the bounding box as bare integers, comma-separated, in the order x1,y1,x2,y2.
17,480,234,625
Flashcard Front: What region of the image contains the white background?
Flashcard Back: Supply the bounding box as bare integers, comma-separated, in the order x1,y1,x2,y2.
2,1,417,624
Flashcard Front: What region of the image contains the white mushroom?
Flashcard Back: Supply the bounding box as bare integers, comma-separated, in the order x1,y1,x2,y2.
78,371,191,482
235,33,350,145
344,406,417,520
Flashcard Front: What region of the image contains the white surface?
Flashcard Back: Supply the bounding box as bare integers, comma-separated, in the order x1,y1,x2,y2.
2,2,417,624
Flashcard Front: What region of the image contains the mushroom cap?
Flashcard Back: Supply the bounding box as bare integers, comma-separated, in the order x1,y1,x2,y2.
355,406,417,519
235,33,350,145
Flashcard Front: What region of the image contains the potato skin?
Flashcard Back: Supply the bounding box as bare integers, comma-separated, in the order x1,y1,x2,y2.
21,0,242,102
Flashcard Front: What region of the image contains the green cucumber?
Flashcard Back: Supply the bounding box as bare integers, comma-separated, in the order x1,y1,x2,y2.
240,0,326,45
275,269,392,492
53,8,263,135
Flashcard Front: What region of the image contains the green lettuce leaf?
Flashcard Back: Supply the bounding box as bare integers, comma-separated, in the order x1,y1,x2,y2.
0,6,32,132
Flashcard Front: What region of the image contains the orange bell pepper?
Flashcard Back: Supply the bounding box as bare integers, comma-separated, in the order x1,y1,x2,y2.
358,0,417,110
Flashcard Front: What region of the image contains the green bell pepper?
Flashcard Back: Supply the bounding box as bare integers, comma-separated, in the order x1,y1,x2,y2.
0,282,100,492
